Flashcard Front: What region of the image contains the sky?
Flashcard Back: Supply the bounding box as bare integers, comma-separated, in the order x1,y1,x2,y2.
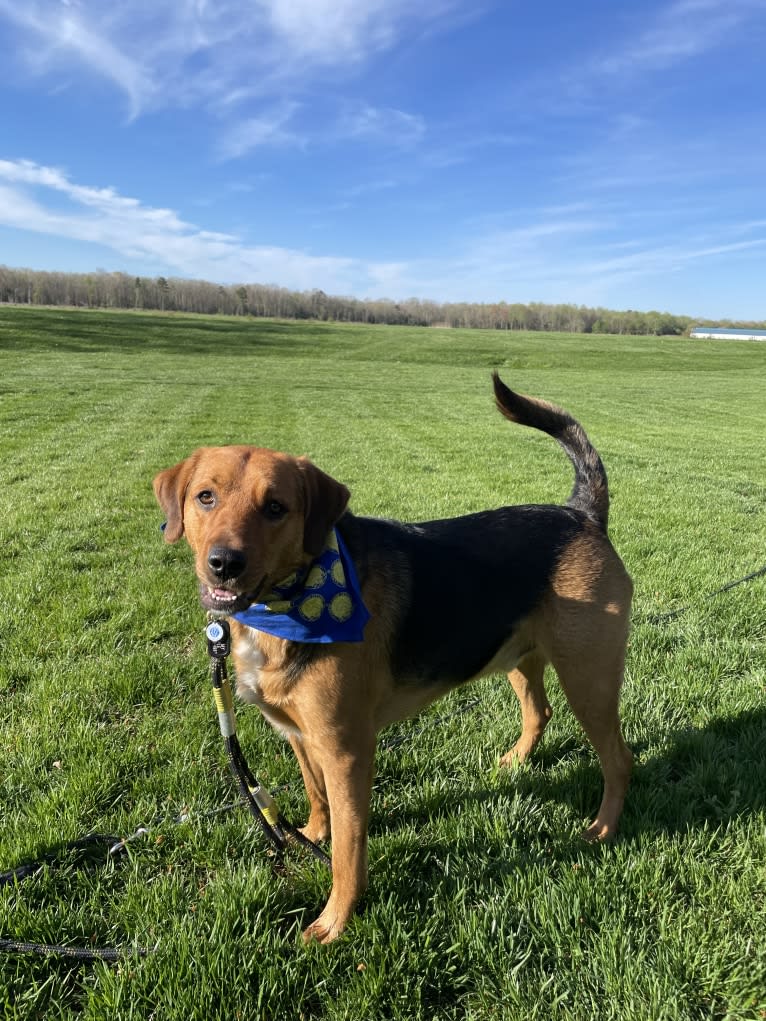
1,0,765,319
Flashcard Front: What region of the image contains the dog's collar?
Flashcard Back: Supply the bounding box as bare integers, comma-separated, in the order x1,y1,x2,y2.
232,529,370,644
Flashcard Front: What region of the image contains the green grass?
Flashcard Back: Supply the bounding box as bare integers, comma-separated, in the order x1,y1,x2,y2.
1,305,765,1020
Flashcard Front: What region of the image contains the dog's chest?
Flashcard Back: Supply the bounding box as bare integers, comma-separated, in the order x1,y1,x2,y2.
231,625,301,739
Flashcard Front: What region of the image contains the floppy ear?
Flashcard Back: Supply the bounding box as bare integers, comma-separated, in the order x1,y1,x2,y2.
298,458,350,556
153,455,196,543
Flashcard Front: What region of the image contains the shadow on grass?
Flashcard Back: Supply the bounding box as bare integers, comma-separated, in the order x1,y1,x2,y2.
371,703,766,850
621,704,766,837
1,307,335,356
318,704,766,960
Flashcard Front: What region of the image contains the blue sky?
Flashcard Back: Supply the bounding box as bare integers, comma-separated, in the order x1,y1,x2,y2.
1,0,765,318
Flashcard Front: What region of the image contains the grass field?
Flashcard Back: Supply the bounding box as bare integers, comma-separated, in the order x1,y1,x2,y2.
1,306,765,1020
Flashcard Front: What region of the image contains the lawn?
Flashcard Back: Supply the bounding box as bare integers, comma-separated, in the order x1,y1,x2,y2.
1,306,765,1020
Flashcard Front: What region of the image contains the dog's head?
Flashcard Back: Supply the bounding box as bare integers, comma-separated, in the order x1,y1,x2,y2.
153,446,350,613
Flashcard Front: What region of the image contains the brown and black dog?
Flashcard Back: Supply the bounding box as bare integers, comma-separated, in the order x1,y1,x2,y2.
153,374,633,943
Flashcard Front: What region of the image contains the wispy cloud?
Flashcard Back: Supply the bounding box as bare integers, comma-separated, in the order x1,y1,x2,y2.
594,0,748,76
0,158,395,292
338,105,426,145
514,0,762,125
573,237,766,286
217,103,303,159
263,0,423,64
216,100,428,160
384,206,766,308
0,0,153,118
0,0,455,116
0,0,454,164
345,178,400,199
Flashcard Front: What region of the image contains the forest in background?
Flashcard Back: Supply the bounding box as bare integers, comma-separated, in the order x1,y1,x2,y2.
2,264,763,336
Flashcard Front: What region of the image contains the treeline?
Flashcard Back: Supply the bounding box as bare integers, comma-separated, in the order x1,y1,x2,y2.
1,265,763,336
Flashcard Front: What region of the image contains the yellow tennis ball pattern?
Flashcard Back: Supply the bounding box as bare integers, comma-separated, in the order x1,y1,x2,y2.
298,595,325,621
266,600,292,614
262,536,356,626
297,553,353,622
329,593,353,622
305,565,327,589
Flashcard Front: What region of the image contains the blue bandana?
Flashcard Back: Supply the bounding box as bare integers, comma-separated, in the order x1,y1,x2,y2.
232,529,370,644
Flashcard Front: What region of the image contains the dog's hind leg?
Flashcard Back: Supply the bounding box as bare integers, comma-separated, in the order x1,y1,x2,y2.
499,651,552,766
540,530,633,839
552,648,633,842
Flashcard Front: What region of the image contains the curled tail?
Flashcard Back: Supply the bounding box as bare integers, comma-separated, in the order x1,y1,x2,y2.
492,372,610,532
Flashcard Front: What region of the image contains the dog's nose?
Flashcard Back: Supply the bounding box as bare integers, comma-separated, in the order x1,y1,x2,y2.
207,546,247,581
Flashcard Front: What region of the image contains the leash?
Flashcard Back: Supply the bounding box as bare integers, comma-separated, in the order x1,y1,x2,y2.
639,562,766,624
204,617,331,870
0,833,153,961
0,620,329,961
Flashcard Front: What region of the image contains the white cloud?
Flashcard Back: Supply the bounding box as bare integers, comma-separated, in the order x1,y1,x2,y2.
0,0,153,117
262,0,409,63
514,0,762,127
734,218,766,234
0,0,449,162
382,207,766,308
0,158,398,293
217,103,302,159
0,0,454,117
339,105,426,145
0,159,195,231
593,0,752,77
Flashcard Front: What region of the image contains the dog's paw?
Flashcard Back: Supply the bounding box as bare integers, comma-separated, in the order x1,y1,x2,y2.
302,911,346,945
582,819,615,842
499,740,534,767
299,820,330,844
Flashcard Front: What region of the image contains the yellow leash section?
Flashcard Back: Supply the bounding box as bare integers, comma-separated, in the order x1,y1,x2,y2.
210,661,280,827
212,669,236,736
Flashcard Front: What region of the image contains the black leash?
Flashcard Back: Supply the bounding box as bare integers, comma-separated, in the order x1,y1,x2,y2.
0,833,124,887
0,936,144,963
640,563,766,624
0,834,152,961
205,618,331,869
0,619,329,962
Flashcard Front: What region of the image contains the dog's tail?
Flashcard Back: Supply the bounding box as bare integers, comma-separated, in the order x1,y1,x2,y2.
492,372,610,532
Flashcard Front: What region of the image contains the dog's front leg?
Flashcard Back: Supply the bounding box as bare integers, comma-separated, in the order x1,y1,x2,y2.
302,734,375,945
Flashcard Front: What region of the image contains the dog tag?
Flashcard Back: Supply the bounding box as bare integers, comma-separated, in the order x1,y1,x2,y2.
206,619,231,658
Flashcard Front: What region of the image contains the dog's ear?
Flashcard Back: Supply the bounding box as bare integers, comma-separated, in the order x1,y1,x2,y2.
153,455,196,543
298,458,350,556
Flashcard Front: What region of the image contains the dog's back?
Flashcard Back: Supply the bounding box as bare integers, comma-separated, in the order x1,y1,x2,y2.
338,504,584,688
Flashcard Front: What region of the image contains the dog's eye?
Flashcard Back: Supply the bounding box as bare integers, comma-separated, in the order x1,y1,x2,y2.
196,490,216,508
263,499,287,520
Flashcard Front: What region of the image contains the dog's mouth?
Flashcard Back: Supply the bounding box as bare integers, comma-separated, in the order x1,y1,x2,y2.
198,576,266,615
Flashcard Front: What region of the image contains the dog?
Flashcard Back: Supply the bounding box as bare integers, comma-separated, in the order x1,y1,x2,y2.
153,374,633,944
